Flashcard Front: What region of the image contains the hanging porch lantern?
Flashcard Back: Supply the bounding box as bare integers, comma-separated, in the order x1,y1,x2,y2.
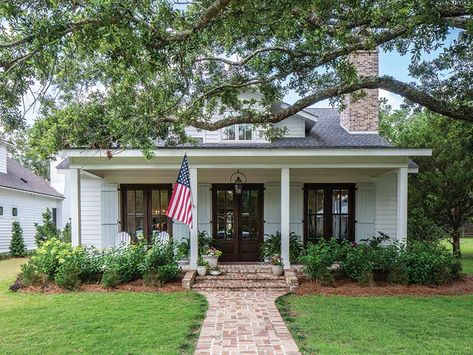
230,169,247,194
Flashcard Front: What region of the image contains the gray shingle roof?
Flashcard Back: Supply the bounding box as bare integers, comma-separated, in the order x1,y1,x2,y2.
0,158,63,198
166,108,393,149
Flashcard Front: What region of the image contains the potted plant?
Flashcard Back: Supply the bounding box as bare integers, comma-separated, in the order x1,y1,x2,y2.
270,255,284,276
197,258,208,276
209,266,222,276
202,246,222,268
176,237,190,267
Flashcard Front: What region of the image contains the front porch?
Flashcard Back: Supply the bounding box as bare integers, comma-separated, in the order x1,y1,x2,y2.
61,148,426,270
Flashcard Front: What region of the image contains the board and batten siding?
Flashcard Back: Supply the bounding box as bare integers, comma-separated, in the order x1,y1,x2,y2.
0,188,59,253
374,173,398,239
355,183,376,241
79,175,103,247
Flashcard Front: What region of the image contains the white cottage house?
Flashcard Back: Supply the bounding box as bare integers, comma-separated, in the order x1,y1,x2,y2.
51,51,431,269
0,144,63,253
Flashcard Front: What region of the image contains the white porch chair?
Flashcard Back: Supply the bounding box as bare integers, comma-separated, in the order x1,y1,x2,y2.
117,231,131,247
154,231,170,245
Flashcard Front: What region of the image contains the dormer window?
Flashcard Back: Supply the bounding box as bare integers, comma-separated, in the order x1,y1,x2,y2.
222,124,253,141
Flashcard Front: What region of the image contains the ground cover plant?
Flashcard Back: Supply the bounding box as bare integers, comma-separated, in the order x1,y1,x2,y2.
277,294,473,355
300,235,462,286
0,258,207,354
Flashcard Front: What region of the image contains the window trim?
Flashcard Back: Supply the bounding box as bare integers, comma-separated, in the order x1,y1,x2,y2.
0,206,3,216
303,183,356,244
11,207,18,217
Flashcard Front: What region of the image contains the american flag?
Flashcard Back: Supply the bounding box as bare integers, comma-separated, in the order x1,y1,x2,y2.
166,154,193,227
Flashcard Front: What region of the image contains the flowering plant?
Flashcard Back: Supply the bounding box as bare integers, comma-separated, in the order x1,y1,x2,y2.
270,255,284,266
203,246,222,258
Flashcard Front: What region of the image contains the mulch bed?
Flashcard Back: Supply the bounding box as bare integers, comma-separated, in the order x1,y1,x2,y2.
294,276,473,296
20,279,185,294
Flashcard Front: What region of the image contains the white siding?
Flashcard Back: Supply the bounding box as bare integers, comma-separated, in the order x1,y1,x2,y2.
355,183,376,242
375,173,398,238
0,188,58,253
80,176,102,247
0,145,7,174
274,116,305,137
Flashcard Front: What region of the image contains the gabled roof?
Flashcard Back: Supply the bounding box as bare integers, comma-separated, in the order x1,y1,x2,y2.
164,107,392,149
0,158,63,199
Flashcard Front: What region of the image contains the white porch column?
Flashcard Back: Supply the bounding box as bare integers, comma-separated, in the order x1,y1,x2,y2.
281,168,290,269
70,168,82,246
190,167,198,269
397,167,408,243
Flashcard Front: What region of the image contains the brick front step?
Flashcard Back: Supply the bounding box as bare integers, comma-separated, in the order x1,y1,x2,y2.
195,274,285,281
217,264,273,274
191,279,289,291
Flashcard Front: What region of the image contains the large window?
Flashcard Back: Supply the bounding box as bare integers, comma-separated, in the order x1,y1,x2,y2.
304,184,355,244
121,185,172,242
222,124,253,141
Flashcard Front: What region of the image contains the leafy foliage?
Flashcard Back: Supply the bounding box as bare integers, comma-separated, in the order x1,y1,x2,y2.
300,236,462,286
31,238,73,279
0,1,470,157
260,231,304,263
380,105,473,255
9,221,27,257
34,209,60,246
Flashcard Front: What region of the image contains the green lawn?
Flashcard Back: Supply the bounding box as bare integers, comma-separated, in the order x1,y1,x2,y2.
460,237,473,275
0,258,207,354
278,294,473,355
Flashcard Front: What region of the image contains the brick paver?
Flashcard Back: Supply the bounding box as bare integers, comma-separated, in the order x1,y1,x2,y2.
195,291,301,355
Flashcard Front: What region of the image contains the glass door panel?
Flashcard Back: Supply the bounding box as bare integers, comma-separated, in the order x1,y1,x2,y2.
125,189,145,240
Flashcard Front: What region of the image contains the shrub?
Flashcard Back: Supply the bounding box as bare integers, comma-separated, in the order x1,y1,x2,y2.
408,208,447,242
60,222,72,243
198,231,212,254
299,240,345,282
260,232,304,263
399,241,461,285
142,264,180,287
176,236,190,260
55,261,81,290
102,244,147,286
31,238,73,279
34,208,60,246
19,263,43,287
10,221,27,257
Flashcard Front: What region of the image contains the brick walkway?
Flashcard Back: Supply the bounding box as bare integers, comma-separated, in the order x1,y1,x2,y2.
195,291,301,355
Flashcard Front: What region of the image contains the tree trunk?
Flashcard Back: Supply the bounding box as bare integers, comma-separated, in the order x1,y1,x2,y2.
452,229,462,257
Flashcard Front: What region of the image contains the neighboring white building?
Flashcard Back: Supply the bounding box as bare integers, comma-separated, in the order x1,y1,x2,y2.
0,144,63,253
51,51,431,269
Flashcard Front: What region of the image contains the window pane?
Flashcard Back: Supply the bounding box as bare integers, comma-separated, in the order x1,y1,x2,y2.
341,189,349,213
341,215,349,240
307,190,315,214
316,189,324,214
316,215,324,238
307,215,316,243
135,190,143,214
239,124,253,140
332,215,340,239
160,190,169,212
127,191,135,213
222,125,235,140
225,211,234,240
332,189,341,213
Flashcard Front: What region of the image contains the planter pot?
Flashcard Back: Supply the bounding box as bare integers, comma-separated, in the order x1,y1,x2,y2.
196,266,207,276
272,265,284,276
202,255,219,268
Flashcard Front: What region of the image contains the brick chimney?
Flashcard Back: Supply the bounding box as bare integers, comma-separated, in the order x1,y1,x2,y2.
340,50,379,132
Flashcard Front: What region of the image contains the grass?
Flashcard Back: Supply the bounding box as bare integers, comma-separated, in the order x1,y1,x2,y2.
278,294,473,355
460,237,473,275
0,258,207,355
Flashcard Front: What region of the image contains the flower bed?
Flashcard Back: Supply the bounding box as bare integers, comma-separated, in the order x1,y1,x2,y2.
11,238,180,292
299,235,462,287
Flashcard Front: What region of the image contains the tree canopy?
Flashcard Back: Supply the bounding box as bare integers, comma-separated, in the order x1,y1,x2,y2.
0,1,472,157
380,104,473,255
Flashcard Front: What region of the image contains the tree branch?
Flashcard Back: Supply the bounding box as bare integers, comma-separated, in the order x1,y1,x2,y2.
174,76,472,131
445,17,470,30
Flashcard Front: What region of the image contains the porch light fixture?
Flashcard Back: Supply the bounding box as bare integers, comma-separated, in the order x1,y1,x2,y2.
230,169,247,195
